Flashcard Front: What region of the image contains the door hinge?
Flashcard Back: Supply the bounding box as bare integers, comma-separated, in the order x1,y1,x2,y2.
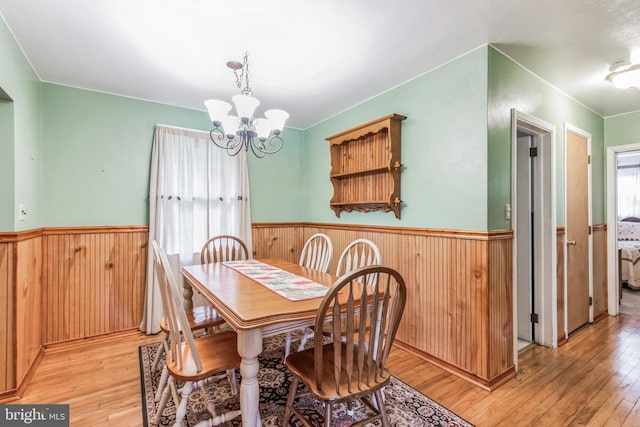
529,147,538,157
589,296,593,306
587,155,591,164
588,225,592,235
531,313,539,323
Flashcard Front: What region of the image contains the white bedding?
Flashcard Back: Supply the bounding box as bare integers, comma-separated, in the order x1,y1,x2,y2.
620,240,640,290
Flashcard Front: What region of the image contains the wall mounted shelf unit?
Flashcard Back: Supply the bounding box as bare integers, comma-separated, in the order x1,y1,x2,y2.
326,113,406,219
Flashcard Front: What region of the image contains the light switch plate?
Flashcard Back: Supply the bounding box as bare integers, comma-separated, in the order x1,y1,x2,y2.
18,204,26,221
505,203,512,220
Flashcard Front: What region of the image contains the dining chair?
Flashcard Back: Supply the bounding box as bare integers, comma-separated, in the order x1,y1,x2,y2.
201,235,249,264
294,238,382,354
284,233,334,358
281,265,407,427
299,233,333,273
335,238,382,277
151,249,231,403
151,240,242,427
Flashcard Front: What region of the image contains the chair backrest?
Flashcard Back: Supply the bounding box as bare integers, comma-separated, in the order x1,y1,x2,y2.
299,233,333,273
151,240,203,372
336,238,381,277
200,235,249,264
313,265,406,393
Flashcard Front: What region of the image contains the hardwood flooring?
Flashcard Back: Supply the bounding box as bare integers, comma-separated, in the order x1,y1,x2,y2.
3,315,640,426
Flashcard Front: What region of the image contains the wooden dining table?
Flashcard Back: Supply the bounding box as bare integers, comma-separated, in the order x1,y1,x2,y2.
180,258,338,427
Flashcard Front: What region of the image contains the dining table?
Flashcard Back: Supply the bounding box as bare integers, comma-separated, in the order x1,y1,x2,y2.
180,258,338,427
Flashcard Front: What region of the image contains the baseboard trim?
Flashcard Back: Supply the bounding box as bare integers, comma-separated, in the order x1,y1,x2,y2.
0,346,45,402
394,340,516,391
43,328,145,351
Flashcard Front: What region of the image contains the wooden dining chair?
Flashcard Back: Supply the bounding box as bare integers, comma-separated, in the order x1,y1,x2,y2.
293,238,382,355
284,233,334,358
201,235,249,264
151,240,242,427
299,233,333,273
336,238,381,277
150,247,231,403
281,265,407,427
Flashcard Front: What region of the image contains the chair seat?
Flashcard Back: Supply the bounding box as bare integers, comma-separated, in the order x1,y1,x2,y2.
166,331,241,382
159,304,226,333
285,342,391,402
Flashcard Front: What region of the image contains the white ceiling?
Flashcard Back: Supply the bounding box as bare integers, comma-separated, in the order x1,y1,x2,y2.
1,0,640,129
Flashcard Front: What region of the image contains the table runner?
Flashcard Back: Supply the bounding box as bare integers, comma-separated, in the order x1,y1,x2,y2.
222,260,330,301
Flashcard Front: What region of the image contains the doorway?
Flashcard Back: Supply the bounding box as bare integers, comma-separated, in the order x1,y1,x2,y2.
511,110,557,366
606,146,640,316
515,131,536,344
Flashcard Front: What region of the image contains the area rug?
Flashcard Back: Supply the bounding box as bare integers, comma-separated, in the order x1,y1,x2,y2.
139,333,474,426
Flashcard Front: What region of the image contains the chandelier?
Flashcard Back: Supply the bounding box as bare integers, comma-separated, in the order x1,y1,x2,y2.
606,60,640,90
205,52,289,158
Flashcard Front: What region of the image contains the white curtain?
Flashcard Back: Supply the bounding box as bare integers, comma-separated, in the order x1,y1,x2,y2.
618,165,640,219
140,124,252,334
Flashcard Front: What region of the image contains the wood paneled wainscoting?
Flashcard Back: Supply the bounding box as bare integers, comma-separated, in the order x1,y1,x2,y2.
0,237,17,397
0,223,607,397
253,223,516,390
0,227,148,398
42,227,148,344
0,231,43,399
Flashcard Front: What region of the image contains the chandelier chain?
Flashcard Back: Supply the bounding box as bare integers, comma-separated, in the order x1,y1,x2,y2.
233,52,252,95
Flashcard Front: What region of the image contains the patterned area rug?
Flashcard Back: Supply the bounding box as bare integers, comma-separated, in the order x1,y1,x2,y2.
139,333,474,426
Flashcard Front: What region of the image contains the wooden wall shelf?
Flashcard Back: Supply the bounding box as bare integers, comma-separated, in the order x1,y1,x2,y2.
326,113,406,219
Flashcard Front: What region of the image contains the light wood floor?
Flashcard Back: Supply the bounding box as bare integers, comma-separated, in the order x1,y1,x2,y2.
4,314,640,426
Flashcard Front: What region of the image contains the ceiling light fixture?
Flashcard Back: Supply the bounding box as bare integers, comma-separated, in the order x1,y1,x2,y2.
205,52,289,158
606,60,640,90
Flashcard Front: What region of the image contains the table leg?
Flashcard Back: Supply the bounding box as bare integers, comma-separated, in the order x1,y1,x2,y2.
183,280,193,310
237,329,262,427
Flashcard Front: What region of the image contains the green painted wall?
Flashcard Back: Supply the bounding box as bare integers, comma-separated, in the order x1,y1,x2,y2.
41,83,303,226
247,127,304,222
604,111,640,148
0,20,613,233
487,46,605,229
603,111,640,218
0,16,42,231
0,99,14,230
302,47,489,230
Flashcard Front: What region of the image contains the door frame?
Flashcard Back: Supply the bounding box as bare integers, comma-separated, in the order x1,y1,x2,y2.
563,123,593,332
511,110,557,359
606,142,640,315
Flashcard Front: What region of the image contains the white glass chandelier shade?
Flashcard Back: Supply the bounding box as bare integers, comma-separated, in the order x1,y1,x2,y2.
232,94,260,121
265,109,290,132
607,63,640,89
220,115,240,137
253,118,272,139
204,99,232,124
